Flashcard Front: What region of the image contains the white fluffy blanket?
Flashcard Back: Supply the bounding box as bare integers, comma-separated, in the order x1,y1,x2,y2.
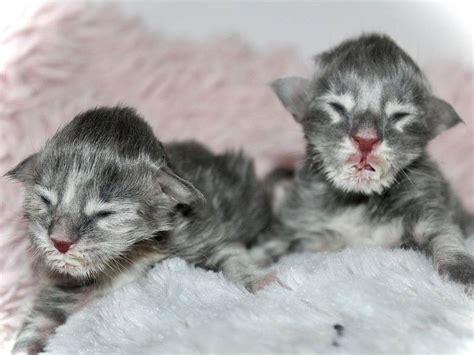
46,241,474,354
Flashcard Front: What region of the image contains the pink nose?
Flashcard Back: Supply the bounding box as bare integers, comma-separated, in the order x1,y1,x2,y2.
51,238,73,253
352,135,380,154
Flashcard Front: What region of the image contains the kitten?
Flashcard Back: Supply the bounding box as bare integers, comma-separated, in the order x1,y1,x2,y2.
256,34,474,286
7,107,271,353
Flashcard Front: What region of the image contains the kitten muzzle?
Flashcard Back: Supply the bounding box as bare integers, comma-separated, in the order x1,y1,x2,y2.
354,158,376,172
346,153,378,173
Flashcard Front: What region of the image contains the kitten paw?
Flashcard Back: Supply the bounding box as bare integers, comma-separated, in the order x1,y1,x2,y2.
246,271,287,293
12,341,44,355
438,253,474,287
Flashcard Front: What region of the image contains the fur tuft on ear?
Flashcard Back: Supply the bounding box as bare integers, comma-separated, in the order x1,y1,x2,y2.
4,154,37,183
427,97,462,138
270,77,311,122
155,166,205,206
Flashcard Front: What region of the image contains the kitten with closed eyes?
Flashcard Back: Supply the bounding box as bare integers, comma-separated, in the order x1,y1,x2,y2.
7,107,272,353
255,33,474,286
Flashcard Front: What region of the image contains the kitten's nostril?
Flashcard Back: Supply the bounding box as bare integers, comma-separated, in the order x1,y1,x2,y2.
352,135,380,153
51,238,73,253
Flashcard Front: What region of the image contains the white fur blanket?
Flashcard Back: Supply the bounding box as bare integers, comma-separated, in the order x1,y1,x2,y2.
46,242,474,354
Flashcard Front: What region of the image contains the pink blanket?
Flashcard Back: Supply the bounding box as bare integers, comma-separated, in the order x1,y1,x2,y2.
0,2,472,345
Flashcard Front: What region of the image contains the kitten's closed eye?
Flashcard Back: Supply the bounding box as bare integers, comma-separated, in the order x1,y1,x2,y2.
40,195,52,206
329,102,350,119
391,112,411,121
93,211,115,219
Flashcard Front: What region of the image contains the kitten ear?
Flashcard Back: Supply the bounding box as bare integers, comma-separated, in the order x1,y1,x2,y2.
427,96,462,138
4,154,38,183
270,77,311,122
155,166,205,206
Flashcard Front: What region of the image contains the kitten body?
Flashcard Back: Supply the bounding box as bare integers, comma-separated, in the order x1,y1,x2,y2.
257,34,474,286
8,107,271,353
163,141,272,284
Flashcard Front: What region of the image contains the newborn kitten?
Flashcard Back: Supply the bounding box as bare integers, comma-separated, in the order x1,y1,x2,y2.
7,107,271,353
257,34,474,286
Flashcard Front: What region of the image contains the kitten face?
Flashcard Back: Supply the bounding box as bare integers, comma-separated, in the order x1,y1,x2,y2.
22,157,165,278
7,107,203,279
303,69,430,194
271,34,460,195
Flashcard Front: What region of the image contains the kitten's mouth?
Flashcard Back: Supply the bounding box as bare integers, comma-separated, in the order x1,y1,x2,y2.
345,153,378,174
352,157,376,172
47,252,86,276
62,263,78,269
334,152,392,194
53,261,81,273
352,163,375,172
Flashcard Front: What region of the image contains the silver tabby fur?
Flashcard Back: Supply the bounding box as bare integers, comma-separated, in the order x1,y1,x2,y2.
255,33,474,287
7,107,271,353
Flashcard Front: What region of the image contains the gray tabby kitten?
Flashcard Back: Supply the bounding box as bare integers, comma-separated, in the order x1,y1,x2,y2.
257,34,474,286
7,107,271,353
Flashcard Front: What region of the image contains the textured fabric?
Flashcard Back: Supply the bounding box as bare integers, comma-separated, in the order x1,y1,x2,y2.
47,244,474,354
0,2,472,351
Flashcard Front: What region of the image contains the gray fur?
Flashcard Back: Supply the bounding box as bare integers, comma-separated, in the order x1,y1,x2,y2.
7,107,271,352
257,34,474,287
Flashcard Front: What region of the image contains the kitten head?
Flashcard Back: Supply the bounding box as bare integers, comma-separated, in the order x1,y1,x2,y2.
6,107,203,279
271,33,461,194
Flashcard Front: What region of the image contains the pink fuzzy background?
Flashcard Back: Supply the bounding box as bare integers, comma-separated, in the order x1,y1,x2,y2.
0,2,472,346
